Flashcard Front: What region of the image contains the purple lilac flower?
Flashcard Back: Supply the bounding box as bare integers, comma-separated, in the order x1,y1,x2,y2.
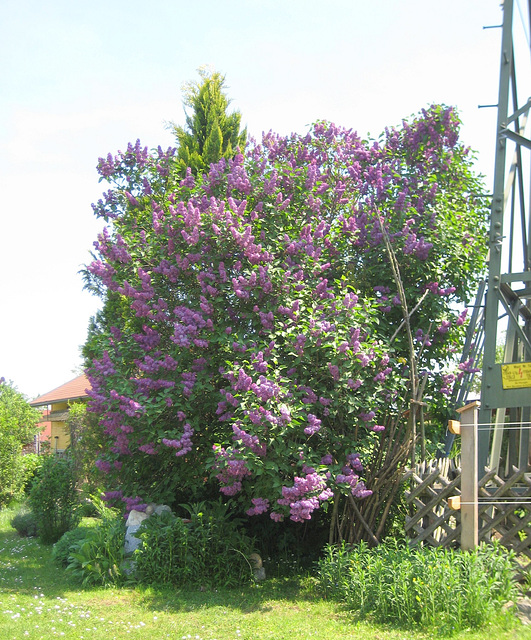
438,320,451,334
162,423,194,457
246,497,270,516
456,308,468,326
95,459,112,474
328,364,340,381
304,414,322,436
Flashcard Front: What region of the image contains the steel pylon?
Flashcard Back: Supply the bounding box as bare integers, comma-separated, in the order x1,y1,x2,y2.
478,0,531,475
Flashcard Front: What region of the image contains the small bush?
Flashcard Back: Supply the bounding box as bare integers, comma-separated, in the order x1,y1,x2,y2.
65,503,126,586
29,455,81,544
10,509,38,537
20,454,43,495
315,539,518,633
52,526,96,567
134,501,255,588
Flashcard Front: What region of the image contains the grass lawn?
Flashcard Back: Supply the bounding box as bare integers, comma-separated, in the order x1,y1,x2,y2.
1,505,529,640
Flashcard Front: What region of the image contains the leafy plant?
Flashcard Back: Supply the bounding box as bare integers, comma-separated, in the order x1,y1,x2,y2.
52,524,98,567
20,453,43,495
10,508,38,537
65,502,126,586
0,379,42,508
134,501,255,588
65,402,104,497
315,540,518,633
29,455,81,544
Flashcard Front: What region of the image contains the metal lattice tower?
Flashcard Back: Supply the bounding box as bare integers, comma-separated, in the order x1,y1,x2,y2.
478,0,531,474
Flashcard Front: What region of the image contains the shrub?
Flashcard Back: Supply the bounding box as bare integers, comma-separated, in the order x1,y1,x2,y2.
20,453,43,495
83,105,489,545
65,504,126,586
29,455,81,544
52,525,97,567
0,380,41,508
10,508,38,537
314,540,518,633
134,501,255,588
65,403,104,497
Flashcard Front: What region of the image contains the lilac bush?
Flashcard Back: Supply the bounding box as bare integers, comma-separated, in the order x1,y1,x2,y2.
83,105,487,537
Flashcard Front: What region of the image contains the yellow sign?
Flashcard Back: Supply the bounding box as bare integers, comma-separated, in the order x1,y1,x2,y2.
501,362,531,389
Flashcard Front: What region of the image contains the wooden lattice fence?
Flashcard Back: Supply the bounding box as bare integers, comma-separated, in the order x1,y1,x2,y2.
404,459,531,571
403,458,462,548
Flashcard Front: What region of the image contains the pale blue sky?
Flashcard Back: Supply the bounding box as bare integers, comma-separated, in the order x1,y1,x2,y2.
0,0,508,398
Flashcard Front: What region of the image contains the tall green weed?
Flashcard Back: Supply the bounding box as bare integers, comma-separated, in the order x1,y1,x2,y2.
134,501,255,588
315,540,518,634
64,499,126,586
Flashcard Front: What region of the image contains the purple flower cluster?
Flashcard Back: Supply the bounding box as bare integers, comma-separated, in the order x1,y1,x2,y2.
214,446,252,495
277,471,334,522
457,357,480,380
456,308,468,326
335,466,372,498
180,372,196,398
162,422,194,457
440,372,455,396
246,497,270,516
232,423,266,456
304,413,322,436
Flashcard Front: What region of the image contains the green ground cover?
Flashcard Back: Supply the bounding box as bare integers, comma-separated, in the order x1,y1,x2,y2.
0,504,529,640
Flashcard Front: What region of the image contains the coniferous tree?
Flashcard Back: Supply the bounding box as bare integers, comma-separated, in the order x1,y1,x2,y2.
172,67,247,176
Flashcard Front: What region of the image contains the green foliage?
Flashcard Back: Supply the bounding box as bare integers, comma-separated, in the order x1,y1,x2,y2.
10,508,38,537
0,503,526,640
134,501,255,588
20,453,43,495
29,455,81,544
65,505,126,586
65,402,104,495
0,379,42,508
315,540,518,633
52,525,97,567
172,67,247,176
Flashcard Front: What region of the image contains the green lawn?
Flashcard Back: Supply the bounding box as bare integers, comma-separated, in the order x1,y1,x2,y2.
0,505,529,640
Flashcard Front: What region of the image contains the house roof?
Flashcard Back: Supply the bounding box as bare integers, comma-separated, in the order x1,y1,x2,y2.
30,374,91,407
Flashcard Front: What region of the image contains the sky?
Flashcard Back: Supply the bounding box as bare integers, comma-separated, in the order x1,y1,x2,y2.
0,0,512,399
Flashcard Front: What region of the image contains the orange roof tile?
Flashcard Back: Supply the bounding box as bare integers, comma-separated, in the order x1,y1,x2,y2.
30,374,91,406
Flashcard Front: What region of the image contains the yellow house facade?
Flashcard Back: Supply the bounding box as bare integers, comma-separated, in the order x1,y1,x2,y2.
30,375,90,454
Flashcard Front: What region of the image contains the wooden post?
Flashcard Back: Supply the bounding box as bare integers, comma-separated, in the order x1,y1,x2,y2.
456,401,479,550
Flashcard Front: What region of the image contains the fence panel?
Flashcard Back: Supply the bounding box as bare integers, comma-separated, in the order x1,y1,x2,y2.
403,458,461,548
404,459,531,571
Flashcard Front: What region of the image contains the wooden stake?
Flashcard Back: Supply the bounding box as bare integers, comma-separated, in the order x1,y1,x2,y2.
456,401,479,550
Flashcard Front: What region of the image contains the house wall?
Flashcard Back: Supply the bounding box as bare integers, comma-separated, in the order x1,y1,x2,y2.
37,409,52,443
50,401,70,451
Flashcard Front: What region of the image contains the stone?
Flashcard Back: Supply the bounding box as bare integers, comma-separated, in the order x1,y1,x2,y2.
249,553,262,568
154,504,172,516
126,509,149,527
123,503,176,560
253,567,266,582
249,553,266,581
124,524,143,554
